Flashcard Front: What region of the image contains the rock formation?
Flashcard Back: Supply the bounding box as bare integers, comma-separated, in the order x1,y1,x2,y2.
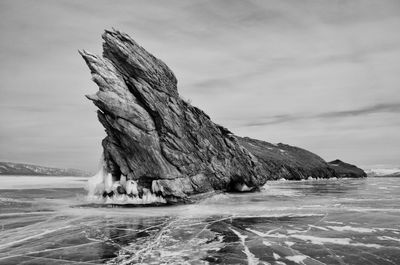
81,30,366,205
328,159,367,178
237,137,338,180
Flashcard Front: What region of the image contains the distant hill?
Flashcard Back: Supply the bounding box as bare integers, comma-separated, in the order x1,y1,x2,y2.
366,168,400,178
0,161,91,176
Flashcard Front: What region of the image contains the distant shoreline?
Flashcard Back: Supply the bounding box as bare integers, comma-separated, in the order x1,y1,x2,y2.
0,174,89,177
0,161,92,177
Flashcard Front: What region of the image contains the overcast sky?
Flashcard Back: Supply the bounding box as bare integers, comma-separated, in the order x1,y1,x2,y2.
1,0,399,171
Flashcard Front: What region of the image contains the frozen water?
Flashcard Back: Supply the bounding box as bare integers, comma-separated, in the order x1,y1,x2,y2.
0,176,399,264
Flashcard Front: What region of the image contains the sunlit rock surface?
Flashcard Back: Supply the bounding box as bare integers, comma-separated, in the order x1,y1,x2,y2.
81,29,366,204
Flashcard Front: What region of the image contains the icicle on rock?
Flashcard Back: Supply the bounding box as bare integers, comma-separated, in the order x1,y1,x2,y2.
85,155,166,205
120,175,127,188
104,173,114,193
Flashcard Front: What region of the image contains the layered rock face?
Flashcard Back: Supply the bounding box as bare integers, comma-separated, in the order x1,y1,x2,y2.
81,30,366,204
237,137,338,180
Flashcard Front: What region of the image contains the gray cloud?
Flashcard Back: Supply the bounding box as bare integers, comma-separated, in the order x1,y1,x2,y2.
319,102,400,118
243,102,400,127
244,114,298,127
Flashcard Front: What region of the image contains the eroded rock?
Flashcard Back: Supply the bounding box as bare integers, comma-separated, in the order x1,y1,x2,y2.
81,29,366,204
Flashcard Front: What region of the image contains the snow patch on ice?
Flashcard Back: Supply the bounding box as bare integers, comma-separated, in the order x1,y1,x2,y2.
308,225,329,231
285,241,295,247
377,236,400,243
291,235,382,248
287,229,305,234
262,241,272,246
324,221,343,225
326,225,375,233
285,255,307,264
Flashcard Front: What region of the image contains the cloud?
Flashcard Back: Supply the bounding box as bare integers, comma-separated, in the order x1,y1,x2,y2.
0,0,400,170
319,102,400,118
243,114,298,126
242,102,400,127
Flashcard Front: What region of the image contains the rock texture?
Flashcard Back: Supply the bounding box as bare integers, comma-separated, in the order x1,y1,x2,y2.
237,137,337,180
328,159,367,178
81,30,366,203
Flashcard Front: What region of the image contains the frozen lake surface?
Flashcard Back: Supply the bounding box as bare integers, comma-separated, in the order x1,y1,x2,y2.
0,176,399,264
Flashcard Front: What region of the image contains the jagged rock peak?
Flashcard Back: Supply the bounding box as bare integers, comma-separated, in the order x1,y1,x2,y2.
81,29,266,202
81,29,178,98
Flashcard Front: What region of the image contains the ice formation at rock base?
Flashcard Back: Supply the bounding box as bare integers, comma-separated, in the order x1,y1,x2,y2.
85,157,167,205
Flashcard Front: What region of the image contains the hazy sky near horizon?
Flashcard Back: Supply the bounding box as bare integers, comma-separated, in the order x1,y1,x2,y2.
1,0,399,171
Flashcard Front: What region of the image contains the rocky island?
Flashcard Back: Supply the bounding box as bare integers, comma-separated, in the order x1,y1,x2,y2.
81,29,366,205
0,161,89,176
